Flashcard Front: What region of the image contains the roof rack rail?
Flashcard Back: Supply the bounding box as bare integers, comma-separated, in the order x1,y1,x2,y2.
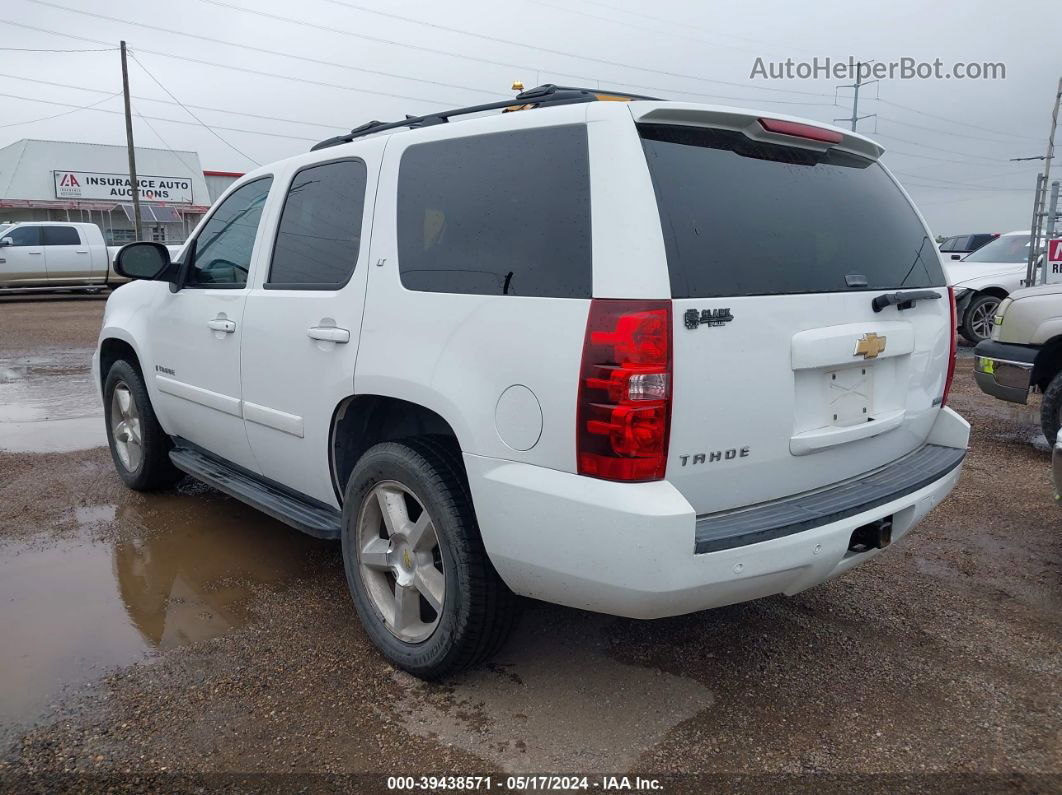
311,84,660,151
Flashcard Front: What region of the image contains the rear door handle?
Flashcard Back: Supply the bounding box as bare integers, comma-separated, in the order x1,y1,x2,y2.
75,250,88,254
207,318,236,333
307,326,350,343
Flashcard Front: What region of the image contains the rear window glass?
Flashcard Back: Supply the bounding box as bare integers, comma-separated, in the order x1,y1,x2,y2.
396,125,591,298
963,234,1029,263
43,226,81,245
639,124,944,298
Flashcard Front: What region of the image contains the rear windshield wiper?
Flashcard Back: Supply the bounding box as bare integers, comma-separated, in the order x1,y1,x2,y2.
871,290,942,313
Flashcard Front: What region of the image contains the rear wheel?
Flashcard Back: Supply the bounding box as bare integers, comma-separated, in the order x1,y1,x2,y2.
960,293,1001,344
340,438,518,679
1041,371,1062,444
103,359,181,490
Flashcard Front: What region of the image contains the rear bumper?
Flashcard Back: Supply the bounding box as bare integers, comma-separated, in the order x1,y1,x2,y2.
973,340,1037,404
467,408,970,619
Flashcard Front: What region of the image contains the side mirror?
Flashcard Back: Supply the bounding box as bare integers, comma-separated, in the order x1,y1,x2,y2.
0,237,12,247
114,241,176,282
950,254,961,260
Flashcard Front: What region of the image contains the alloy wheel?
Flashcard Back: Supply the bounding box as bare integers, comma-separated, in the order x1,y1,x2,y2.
109,382,143,471
356,481,445,643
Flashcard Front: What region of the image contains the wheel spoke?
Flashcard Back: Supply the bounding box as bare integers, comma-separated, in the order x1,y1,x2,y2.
392,583,420,633
375,485,409,537
413,565,444,612
128,419,142,445
360,536,391,570
116,387,132,416
407,511,434,551
113,420,129,443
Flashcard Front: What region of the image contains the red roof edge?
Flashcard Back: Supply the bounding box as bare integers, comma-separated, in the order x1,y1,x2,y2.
203,170,245,178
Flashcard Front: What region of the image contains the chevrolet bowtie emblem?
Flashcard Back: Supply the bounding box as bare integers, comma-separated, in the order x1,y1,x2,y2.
854,332,887,359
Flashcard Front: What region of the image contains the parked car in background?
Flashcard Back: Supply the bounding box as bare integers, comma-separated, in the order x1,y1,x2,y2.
973,281,1062,442
93,85,969,678
0,221,181,292
938,232,999,261
946,230,1041,343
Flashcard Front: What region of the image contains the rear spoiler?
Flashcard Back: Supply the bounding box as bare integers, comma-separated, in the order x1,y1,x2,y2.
628,102,885,162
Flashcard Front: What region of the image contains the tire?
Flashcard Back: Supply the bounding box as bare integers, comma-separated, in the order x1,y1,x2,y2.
340,437,519,679
1041,371,1062,444
103,359,181,491
960,293,1002,344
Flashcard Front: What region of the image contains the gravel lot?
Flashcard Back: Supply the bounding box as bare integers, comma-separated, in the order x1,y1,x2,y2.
0,296,1058,792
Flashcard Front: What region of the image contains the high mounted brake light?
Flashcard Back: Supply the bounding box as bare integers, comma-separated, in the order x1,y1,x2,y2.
577,300,672,482
758,118,844,144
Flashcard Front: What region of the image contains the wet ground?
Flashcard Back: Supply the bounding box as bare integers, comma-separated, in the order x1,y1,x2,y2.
0,296,1059,790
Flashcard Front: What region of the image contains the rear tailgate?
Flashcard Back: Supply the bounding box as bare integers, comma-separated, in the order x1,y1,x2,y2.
634,107,951,515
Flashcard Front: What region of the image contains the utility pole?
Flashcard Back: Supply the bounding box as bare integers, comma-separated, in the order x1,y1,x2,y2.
1025,76,1061,286
1043,181,1060,285
835,61,877,132
120,40,143,241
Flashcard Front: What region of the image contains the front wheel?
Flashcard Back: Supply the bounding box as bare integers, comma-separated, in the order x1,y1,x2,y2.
103,359,181,490
1041,371,1062,444
960,293,1002,344
341,438,518,679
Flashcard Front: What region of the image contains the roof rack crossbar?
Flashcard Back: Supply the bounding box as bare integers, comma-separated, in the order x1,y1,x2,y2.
311,84,659,151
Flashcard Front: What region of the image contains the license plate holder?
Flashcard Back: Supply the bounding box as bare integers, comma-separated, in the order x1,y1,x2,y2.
826,366,872,427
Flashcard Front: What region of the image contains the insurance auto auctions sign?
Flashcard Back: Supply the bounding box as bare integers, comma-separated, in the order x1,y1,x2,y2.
53,170,193,204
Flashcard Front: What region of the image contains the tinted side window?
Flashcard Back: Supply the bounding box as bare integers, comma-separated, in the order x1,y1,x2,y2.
640,124,945,297
268,160,366,288
189,177,272,287
396,125,591,298
6,226,40,246
939,237,957,252
43,226,81,246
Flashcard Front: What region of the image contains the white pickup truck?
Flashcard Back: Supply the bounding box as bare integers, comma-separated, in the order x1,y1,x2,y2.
0,221,181,292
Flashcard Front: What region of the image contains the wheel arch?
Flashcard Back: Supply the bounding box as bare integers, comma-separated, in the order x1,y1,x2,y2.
98,334,142,386
1033,335,1062,392
329,394,464,503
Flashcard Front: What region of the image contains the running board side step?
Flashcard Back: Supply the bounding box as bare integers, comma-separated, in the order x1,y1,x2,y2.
169,446,341,540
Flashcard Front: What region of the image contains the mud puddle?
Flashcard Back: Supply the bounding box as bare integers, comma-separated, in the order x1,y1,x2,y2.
0,348,105,452
0,488,331,740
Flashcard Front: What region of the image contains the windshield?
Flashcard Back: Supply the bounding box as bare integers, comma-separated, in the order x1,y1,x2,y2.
963,234,1030,263
639,123,944,297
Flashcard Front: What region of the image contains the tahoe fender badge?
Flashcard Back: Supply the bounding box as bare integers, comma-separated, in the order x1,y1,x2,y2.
685,308,734,329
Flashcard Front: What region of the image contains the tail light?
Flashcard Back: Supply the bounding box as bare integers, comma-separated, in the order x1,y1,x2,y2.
577,299,672,481
941,286,957,407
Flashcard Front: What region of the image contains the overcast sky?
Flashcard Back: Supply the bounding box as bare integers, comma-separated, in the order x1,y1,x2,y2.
2,0,1058,234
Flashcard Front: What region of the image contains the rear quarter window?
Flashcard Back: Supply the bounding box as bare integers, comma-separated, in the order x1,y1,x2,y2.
396,125,592,298
639,123,945,298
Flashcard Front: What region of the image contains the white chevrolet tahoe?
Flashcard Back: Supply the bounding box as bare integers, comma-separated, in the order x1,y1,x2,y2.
93,85,970,679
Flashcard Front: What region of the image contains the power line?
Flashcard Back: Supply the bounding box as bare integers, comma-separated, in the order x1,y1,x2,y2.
891,171,1030,190
0,44,116,52
882,147,1021,167
129,52,260,166
876,97,1042,142
872,130,1006,163
30,0,496,99
559,0,823,57
0,21,462,108
0,71,347,131
0,90,122,128
876,114,1026,146
131,103,206,179
0,90,319,142
206,0,838,100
